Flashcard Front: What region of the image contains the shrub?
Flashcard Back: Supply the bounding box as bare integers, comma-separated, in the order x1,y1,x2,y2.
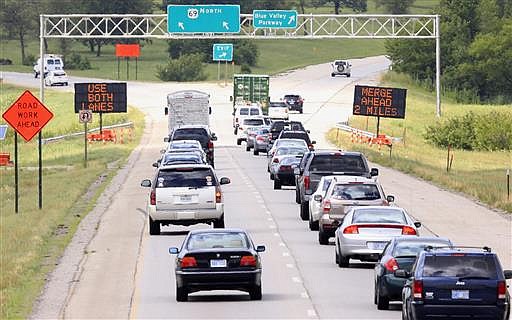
65,53,91,70
240,64,251,73
0,58,12,65
156,53,207,82
425,111,512,151
23,54,36,66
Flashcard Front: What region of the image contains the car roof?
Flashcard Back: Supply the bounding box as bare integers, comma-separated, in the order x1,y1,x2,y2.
331,176,377,184
392,236,452,244
174,125,209,130
422,247,495,255
169,139,201,144
188,228,248,235
350,206,406,212
276,138,308,143
159,163,212,170
311,150,362,156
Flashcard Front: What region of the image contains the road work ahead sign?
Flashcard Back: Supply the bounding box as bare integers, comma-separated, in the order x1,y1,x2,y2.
353,85,407,119
2,90,54,141
74,83,127,113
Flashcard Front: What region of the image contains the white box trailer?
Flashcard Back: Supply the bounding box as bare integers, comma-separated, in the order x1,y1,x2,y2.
165,90,211,134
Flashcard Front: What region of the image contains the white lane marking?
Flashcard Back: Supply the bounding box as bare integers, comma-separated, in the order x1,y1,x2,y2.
257,199,264,204
269,225,276,229
307,309,317,317
279,242,285,247
267,217,273,221
286,263,294,268
252,191,259,195
266,211,271,215
292,277,302,283
273,233,279,237
282,252,290,257
260,204,266,209
301,292,309,299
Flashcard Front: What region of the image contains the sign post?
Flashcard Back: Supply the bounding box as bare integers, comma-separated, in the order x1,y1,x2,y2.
79,109,92,167
213,44,233,87
2,90,54,212
115,44,141,80
167,5,240,34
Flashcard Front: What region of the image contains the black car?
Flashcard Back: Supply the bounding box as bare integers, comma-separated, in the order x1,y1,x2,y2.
277,130,315,150
283,94,304,113
169,228,266,301
396,246,512,320
374,236,453,310
268,120,306,146
167,125,217,167
294,150,378,220
273,156,301,190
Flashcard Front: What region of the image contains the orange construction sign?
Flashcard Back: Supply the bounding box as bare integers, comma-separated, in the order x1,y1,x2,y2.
2,90,54,141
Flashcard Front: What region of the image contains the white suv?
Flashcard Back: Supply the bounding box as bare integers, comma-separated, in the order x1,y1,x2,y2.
331,60,351,77
141,164,231,235
236,117,265,145
232,104,263,134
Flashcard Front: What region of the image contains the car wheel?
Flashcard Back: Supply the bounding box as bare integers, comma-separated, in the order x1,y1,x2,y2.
246,145,250,151
34,72,38,78
176,285,188,302
213,215,225,228
335,248,339,264
295,189,300,204
300,201,309,220
338,252,350,268
249,284,262,300
253,149,259,156
236,139,242,145
374,281,378,304
64,82,68,86
269,173,274,180
234,127,238,135
331,73,335,77
376,284,389,310
273,179,281,190
309,213,319,231
347,73,351,78
318,230,329,245
299,108,303,114
148,216,160,235
401,301,408,320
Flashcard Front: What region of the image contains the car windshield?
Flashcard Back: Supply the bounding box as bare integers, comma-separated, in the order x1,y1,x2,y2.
239,108,249,115
157,167,216,188
250,108,260,115
423,255,498,278
187,232,249,250
244,119,264,126
276,147,307,156
331,184,381,200
54,72,66,76
310,154,366,172
352,209,406,224
393,241,451,257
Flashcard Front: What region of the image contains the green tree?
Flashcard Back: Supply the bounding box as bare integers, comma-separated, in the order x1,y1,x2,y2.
375,0,415,14
312,0,367,14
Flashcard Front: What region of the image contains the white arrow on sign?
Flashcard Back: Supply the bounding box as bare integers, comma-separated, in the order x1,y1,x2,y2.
222,21,229,30
288,15,296,25
219,52,227,58
178,22,185,30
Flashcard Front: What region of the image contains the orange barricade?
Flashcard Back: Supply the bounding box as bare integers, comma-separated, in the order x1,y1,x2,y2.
0,153,13,166
87,129,117,143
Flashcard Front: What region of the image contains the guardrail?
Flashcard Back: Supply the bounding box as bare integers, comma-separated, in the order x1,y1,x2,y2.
42,121,134,144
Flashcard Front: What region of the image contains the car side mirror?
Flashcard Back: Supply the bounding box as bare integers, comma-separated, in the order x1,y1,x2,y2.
293,167,300,175
414,221,422,228
140,179,151,187
232,111,235,116
160,149,166,154
164,137,170,142
504,270,512,279
314,194,322,202
220,177,231,185
256,245,266,252
371,168,379,176
387,195,395,203
394,269,410,278
152,162,159,168
164,107,169,116
169,247,179,254
306,130,310,133
311,140,316,144
211,133,217,141
230,95,233,102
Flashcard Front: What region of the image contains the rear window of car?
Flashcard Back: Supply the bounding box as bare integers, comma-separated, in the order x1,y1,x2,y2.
352,209,406,224
244,118,264,126
309,154,366,172
331,183,381,200
393,241,451,257
285,95,300,99
187,232,249,249
162,155,202,166
239,108,249,115
174,128,207,136
280,132,310,143
157,167,216,188
271,122,304,132
276,140,308,148
169,142,200,149
270,103,287,108
280,157,301,166
257,128,270,134
423,255,498,278
250,108,261,115
276,147,307,156
54,72,66,76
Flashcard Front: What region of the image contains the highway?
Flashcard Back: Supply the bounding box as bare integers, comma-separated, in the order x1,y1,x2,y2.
5,56,509,319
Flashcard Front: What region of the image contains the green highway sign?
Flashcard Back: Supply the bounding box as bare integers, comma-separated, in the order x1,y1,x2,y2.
213,43,233,61
253,10,298,29
168,5,240,33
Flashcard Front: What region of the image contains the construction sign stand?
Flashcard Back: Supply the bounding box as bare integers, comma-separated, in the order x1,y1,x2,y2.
115,44,140,80
2,90,54,213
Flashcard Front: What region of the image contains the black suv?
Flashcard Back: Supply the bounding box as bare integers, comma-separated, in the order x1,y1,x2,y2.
167,125,217,167
294,150,378,220
396,246,512,320
268,120,306,146
277,130,315,150
283,94,303,113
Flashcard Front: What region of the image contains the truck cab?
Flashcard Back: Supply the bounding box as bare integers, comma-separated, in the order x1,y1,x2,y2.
34,54,64,78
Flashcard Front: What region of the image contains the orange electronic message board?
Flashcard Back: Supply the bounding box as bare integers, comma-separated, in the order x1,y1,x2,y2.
74,83,127,113
353,85,407,119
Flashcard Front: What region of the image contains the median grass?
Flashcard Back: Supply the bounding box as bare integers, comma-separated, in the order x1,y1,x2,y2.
0,84,145,319
327,72,512,213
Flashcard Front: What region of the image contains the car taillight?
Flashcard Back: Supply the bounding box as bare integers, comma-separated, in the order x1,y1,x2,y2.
239,126,244,131
402,226,417,235
180,256,197,268
273,158,279,163
304,175,310,190
384,258,399,272
322,200,331,213
257,136,265,141
343,225,359,234
150,190,156,205
240,255,257,267
215,186,222,203
498,280,507,299
413,280,423,299
207,141,214,150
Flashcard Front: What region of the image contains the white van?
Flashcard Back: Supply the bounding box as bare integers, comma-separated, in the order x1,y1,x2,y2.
34,54,64,78
232,103,263,134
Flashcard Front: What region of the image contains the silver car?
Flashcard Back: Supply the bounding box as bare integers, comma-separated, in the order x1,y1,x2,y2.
308,175,337,231
268,146,308,179
246,126,270,153
334,206,421,267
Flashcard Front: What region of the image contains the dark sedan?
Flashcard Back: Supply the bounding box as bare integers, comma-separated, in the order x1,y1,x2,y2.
373,236,453,310
169,228,265,301
273,156,301,190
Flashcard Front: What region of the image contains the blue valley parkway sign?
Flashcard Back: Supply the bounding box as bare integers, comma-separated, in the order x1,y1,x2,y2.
253,10,298,29
168,5,240,33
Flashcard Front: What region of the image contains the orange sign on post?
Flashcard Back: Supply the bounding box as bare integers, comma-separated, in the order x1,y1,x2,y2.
2,90,54,141
115,44,140,57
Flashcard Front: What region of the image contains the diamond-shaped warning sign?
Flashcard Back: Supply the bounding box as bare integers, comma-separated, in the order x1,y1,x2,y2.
2,90,54,142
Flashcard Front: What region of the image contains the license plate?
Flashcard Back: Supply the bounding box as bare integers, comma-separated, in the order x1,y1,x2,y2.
210,259,227,268
180,195,192,202
451,290,469,299
367,241,387,250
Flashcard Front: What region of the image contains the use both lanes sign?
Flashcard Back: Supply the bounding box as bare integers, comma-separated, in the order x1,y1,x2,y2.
2,90,54,141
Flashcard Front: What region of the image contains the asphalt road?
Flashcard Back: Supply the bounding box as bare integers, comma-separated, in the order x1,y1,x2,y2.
4,56,510,319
